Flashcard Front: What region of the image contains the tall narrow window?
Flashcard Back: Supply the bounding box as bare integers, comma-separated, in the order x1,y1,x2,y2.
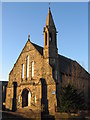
45,32,47,46
31,61,34,78
26,56,29,79
34,96,36,105
22,64,24,80
55,70,58,80
49,32,52,42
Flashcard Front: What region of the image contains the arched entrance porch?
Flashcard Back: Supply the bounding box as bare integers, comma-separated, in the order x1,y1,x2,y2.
22,88,31,107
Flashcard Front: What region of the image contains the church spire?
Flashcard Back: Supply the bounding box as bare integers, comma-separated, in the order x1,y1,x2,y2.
43,7,58,82
46,7,56,29
43,7,58,59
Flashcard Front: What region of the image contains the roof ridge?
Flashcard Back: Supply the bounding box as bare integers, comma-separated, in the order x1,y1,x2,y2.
31,42,43,56
31,42,43,49
58,54,75,62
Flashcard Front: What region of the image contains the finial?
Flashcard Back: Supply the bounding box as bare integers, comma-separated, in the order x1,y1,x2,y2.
28,34,30,41
49,2,50,9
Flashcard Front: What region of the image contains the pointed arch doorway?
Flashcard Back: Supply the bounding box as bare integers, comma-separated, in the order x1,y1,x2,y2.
22,88,31,107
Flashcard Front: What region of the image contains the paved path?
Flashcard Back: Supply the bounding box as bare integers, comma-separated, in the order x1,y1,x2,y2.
1,107,41,120
16,107,41,119
1,109,90,120
1,110,32,120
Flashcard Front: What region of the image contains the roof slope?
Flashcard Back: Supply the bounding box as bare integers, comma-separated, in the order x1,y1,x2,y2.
31,43,89,78
9,39,90,79
31,42,43,55
58,54,73,75
9,40,43,75
46,7,56,29
58,54,90,79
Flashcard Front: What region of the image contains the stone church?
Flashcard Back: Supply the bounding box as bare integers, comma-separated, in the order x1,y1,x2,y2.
5,8,90,115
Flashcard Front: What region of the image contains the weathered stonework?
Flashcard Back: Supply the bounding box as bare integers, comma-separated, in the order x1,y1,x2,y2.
6,38,57,114
5,7,90,115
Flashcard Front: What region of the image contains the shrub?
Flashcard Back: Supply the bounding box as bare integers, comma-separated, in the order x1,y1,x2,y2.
60,84,86,113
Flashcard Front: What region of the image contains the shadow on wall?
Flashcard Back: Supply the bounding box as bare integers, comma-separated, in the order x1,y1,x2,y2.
40,78,55,120
2,81,8,110
40,78,48,113
12,82,17,112
58,55,90,110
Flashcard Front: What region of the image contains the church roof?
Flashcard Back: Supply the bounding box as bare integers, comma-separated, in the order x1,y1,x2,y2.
46,7,56,29
32,42,72,71
32,42,89,77
58,54,74,75
58,54,89,79
31,42,43,55
31,42,89,78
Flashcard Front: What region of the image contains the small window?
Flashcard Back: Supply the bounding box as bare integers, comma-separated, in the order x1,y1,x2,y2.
55,70,58,80
53,69,58,81
22,64,24,80
49,32,52,42
26,56,29,79
45,32,47,46
31,61,34,78
34,96,36,105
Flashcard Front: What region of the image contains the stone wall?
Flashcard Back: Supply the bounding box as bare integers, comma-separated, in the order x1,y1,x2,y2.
5,39,90,114
5,40,57,115
58,57,89,108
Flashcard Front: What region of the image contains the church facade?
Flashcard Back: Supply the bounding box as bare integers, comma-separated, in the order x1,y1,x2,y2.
5,8,90,115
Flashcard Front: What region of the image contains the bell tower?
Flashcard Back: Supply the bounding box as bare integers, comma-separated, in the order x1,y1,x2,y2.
43,8,58,64
43,7,58,81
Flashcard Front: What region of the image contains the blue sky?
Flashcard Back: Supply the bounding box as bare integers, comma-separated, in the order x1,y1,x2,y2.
2,2,88,81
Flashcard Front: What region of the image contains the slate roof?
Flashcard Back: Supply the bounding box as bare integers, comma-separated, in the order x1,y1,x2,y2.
32,43,89,78
32,42,73,75
58,54,73,75
58,54,89,79
32,42,43,56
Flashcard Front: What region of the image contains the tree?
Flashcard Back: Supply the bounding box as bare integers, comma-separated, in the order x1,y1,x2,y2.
60,84,86,113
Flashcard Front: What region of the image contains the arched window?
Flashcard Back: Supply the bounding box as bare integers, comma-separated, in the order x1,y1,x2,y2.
22,89,31,107
28,91,31,106
34,96,36,105
45,32,47,46
52,68,58,81
31,61,34,78
49,32,52,42
55,70,58,80
22,64,24,81
26,56,29,79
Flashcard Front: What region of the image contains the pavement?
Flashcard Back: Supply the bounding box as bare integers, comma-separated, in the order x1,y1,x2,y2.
1,109,40,120
1,108,90,120
1,110,32,120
